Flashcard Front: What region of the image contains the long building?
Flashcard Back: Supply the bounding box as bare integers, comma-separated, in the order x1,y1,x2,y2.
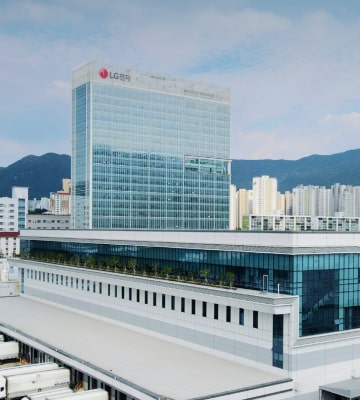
1,230,360,399
248,215,360,232
72,61,231,230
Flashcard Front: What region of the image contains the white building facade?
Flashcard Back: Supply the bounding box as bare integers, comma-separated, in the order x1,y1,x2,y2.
248,215,360,232
0,187,28,255
6,230,360,400
49,178,71,215
252,176,279,215
28,197,51,212
27,214,71,230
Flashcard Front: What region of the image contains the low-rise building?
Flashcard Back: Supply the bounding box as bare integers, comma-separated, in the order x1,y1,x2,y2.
6,229,360,399
27,214,71,230
248,215,360,232
0,232,19,257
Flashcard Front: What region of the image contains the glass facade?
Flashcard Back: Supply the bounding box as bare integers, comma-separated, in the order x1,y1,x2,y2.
18,198,26,229
72,62,231,230
21,237,360,337
272,314,284,368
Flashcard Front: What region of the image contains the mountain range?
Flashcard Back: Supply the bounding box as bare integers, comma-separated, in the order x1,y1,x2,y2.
0,149,359,198
0,153,71,199
231,148,360,192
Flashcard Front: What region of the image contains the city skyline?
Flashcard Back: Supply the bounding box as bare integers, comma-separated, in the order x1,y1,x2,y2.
1,0,360,167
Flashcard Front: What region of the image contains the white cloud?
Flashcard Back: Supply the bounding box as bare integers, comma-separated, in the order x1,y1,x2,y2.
231,128,326,160
319,112,360,128
231,123,359,161
0,139,41,167
1,1,360,165
0,137,70,168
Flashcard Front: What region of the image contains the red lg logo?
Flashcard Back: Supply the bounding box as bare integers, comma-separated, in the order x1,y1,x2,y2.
99,68,108,79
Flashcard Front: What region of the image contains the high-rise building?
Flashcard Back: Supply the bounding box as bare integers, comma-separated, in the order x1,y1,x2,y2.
11,186,28,230
0,187,28,256
236,188,252,229
0,187,28,232
252,176,278,215
229,184,237,230
293,185,333,216
72,61,231,230
50,178,71,215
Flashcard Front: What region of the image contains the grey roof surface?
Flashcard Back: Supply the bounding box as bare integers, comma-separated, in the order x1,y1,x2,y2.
321,378,360,399
0,296,286,400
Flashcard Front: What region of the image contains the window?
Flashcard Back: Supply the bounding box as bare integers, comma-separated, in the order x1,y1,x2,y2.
214,303,219,320
121,286,125,299
273,314,284,368
171,295,175,310
128,288,132,301
136,289,140,302
239,308,244,325
114,285,118,298
253,311,258,328
108,284,111,296
202,301,207,317
191,299,196,315
162,294,166,308
99,282,102,294
153,292,157,306
226,306,231,323
144,290,148,304
181,297,185,312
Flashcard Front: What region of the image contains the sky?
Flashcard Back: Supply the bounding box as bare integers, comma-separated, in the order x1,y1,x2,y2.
1,0,360,167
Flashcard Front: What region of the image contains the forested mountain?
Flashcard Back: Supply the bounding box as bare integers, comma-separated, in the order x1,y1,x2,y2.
0,153,71,198
231,149,360,192
1,149,359,198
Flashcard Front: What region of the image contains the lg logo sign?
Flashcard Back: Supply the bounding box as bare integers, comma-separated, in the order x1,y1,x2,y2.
98,68,108,79
98,68,130,82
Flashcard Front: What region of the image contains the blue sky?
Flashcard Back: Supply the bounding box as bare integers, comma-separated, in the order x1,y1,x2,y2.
1,0,360,167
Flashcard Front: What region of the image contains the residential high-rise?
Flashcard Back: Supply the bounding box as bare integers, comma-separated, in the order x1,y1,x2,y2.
50,179,71,215
293,185,333,216
252,176,278,215
229,184,237,230
72,61,231,230
236,188,252,229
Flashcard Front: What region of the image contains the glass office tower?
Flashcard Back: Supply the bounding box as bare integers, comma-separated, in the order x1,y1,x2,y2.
72,61,231,230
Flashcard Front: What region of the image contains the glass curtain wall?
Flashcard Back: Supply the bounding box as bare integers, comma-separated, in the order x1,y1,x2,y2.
22,238,360,337
72,63,231,230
